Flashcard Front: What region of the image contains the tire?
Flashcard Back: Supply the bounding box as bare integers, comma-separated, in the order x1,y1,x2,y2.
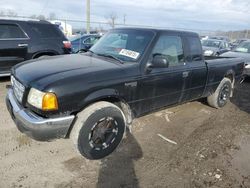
207,78,232,108
70,101,126,160
37,55,50,59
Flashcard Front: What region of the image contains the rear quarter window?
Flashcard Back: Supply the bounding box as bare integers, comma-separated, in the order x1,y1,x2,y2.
185,36,203,62
28,23,64,39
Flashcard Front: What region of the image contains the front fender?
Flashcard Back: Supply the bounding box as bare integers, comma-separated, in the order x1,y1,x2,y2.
78,88,121,110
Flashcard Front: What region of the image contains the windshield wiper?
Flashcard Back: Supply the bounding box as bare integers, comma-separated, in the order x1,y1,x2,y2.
95,53,124,64
88,49,94,53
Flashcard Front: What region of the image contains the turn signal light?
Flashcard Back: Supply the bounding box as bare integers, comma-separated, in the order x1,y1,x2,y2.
42,93,58,111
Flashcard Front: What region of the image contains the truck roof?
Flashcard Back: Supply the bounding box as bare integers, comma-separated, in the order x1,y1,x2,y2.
113,27,199,37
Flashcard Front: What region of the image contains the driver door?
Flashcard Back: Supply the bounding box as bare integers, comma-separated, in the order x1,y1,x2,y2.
136,34,188,114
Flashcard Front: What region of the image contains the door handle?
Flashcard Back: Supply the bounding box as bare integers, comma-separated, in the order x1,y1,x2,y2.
182,71,189,78
18,43,28,47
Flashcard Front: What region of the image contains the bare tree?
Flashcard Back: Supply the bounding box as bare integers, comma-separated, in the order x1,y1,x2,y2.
0,9,18,17
106,12,117,29
48,12,56,20
37,15,46,20
7,10,17,17
0,10,5,16
29,14,46,20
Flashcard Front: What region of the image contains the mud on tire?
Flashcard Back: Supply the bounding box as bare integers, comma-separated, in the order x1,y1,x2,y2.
207,77,232,108
70,101,126,160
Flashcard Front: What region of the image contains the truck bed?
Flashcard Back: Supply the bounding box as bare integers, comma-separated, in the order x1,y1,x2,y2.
203,56,245,98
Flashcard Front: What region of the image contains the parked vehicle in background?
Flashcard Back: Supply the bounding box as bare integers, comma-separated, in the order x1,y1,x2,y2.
70,34,101,53
220,40,250,76
209,36,230,42
6,28,245,160
199,35,209,40
202,39,231,56
0,19,71,77
230,38,248,49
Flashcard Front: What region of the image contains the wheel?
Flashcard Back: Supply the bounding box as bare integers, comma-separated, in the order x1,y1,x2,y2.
37,55,51,59
207,78,232,108
70,101,126,160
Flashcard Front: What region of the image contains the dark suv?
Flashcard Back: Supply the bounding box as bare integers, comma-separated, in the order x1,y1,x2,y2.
0,19,71,76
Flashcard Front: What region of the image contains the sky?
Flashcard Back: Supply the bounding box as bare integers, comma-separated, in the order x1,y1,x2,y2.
1,0,250,31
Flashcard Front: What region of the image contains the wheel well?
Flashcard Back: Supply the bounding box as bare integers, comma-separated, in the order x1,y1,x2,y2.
225,73,235,97
81,97,133,125
66,97,133,138
96,97,133,126
225,74,234,83
33,52,57,59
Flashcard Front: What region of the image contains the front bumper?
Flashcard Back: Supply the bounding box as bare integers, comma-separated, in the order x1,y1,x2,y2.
6,89,75,141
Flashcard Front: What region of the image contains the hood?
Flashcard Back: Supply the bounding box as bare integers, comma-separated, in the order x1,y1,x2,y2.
13,54,123,89
220,51,250,63
202,46,219,52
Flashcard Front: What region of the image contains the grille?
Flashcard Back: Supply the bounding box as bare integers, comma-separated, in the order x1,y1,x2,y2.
11,76,25,103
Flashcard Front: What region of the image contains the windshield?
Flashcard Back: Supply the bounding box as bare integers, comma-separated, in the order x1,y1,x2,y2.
90,29,154,62
201,40,221,48
234,41,250,53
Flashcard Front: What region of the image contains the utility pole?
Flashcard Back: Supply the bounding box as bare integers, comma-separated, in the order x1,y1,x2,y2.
245,29,249,39
123,14,126,25
86,0,90,34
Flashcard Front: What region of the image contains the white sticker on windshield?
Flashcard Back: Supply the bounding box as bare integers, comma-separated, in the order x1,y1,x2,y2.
119,49,140,59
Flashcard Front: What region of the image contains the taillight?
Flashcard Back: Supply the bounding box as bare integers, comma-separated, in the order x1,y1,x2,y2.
63,41,72,49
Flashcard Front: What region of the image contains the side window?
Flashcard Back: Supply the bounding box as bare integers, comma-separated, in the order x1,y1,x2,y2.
0,24,27,39
84,36,99,44
186,37,203,62
84,37,91,44
151,35,184,67
29,23,63,38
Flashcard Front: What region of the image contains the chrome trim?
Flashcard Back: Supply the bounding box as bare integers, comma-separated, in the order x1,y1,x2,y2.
7,89,75,131
18,43,28,47
11,76,25,103
0,73,11,77
0,38,30,41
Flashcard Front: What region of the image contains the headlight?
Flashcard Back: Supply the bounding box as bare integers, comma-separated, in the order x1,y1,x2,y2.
28,88,58,111
204,50,214,56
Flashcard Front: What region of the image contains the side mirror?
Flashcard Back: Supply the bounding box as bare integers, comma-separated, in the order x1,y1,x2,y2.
151,55,169,68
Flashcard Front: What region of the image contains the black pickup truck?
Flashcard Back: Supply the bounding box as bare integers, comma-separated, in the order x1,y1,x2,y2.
6,28,245,159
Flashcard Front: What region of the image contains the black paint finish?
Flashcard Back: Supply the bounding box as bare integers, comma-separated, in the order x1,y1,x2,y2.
11,28,245,119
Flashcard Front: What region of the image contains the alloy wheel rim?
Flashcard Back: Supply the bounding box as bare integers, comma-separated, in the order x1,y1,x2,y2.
219,84,230,106
88,117,118,150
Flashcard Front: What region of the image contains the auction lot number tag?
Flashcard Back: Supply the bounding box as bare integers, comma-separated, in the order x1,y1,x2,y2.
119,49,140,59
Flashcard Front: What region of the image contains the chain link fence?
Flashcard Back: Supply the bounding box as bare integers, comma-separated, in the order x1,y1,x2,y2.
47,18,250,41
1,15,249,40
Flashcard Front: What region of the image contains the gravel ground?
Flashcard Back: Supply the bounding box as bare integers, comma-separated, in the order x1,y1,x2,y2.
0,77,249,188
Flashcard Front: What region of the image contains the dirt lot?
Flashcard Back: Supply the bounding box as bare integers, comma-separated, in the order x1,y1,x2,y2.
0,77,250,188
